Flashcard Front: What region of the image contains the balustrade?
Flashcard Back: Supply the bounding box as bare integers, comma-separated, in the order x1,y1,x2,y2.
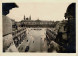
12,28,27,47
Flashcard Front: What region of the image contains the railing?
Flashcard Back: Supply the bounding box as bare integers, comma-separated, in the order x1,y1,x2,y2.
46,28,57,40
12,28,27,47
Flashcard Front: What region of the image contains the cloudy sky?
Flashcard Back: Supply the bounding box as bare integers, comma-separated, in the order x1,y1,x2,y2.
7,2,72,21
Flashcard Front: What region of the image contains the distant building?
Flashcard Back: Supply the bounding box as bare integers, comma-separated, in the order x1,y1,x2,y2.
19,15,54,27
24,15,31,21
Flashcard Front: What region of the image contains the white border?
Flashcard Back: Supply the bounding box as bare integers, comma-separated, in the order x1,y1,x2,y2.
0,0,79,56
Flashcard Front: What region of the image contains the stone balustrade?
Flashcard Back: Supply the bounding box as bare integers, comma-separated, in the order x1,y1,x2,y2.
12,28,27,47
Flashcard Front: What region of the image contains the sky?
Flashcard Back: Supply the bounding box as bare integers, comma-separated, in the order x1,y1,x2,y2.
7,2,72,21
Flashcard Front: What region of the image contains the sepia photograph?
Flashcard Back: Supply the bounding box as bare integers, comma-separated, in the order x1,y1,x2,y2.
2,0,77,55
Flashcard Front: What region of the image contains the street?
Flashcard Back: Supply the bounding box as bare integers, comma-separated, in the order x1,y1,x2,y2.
18,28,48,52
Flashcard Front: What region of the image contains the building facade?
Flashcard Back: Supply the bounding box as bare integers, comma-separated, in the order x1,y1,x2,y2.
18,15,55,27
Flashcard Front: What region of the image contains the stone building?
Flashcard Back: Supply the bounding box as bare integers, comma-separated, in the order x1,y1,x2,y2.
55,3,76,53
2,3,18,52
19,15,54,27
64,3,76,53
